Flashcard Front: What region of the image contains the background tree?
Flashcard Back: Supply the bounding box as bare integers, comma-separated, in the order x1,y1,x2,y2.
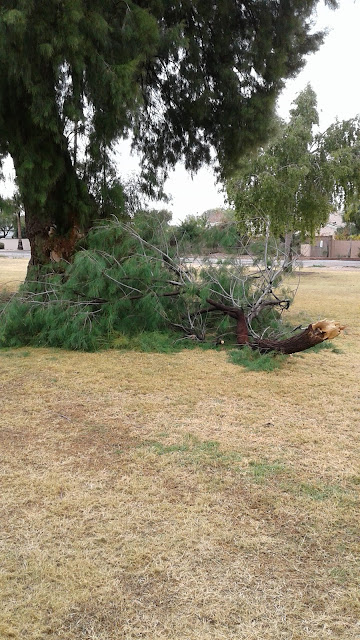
174,210,241,254
227,85,360,264
227,86,329,241
0,0,336,267
0,196,16,238
319,117,360,232
12,191,25,250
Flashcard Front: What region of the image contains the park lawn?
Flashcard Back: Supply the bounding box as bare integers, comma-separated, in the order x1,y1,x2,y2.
0,263,359,639
0,257,29,293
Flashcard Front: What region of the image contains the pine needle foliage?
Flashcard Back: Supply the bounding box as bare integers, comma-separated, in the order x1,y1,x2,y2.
0,214,295,353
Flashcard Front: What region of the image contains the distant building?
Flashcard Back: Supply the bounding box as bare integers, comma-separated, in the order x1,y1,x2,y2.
318,211,343,237
300,212,360,259
203,208,233,226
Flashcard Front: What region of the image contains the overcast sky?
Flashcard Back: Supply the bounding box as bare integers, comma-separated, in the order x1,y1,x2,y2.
2,0,360,222
160,0,360,222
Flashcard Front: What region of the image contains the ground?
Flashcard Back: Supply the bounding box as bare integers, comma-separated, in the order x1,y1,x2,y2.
0,259,359,639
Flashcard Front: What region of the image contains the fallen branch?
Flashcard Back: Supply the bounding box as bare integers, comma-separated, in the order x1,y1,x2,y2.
206,297,345,354
251,319,345,354
206,298,249,344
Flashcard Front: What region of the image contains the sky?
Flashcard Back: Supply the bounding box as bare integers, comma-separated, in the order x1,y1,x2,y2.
2,0,360,222
160,0,360,222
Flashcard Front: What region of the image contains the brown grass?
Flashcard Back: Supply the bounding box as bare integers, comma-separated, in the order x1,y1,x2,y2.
0,264,359,639
0,257,28,293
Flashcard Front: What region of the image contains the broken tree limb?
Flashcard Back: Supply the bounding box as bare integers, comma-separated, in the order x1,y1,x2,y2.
206,298,249,344
250,319,345,354
247,298,290,322
206,297,345,354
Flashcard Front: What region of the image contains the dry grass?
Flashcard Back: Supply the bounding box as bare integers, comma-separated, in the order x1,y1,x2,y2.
0,257,28,294
0,264,359,639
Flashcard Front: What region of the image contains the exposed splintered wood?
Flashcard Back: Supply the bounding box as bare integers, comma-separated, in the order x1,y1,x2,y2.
252,320,345,355
206,298,345,354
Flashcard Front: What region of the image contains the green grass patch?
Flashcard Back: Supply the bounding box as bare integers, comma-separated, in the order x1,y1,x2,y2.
228,346,287,371
0,349,31,358
309,341,343,354
137,434,243,469
248,459,287,481
296,482,344,501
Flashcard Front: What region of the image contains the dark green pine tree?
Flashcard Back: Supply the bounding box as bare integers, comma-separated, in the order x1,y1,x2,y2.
0,0,337,266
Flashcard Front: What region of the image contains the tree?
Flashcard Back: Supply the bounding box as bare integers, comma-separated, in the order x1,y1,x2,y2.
0,197,16,238
173,210,241,253
0,0,337,267
0,213,344,356
319,117,360,230
227,86,332,243
227,86,360,264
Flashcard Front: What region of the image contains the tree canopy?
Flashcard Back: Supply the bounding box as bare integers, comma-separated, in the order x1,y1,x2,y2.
0,0,336,264
227,85,360,240
0,196,16,238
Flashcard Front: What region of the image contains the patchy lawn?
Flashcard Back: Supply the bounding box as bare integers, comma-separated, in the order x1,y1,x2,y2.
0,257,28,294
0,265,359,639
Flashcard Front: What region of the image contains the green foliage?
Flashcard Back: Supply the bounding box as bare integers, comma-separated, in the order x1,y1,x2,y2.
228,86,360,241
174,212,241,254
228,346,287,372
0,215,292,353
335,221,360,240
0,241,4,249
0,0,337,265
114,331,188,354
0,197,16,238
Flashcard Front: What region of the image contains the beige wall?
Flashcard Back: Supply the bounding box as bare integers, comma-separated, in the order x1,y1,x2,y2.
300,237,360,259
332,240,360,259
0,238,31,251
300,244,311,257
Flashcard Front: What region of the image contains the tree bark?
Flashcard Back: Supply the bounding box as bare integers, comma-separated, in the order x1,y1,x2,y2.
20,146,94,267
283,231,293,271
16,212,23,251
206,298,249,344
252,324,326,354
7,87,96,268
252,319,345,354
206,298,344,354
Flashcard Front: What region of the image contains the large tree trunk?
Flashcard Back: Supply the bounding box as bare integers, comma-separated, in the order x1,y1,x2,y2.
7,87,96,268
20,146,94,267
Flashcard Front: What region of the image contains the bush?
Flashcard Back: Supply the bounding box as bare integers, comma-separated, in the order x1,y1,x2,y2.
0,242,4,249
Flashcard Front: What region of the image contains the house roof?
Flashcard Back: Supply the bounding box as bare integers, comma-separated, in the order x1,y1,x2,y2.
319,211,343,236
